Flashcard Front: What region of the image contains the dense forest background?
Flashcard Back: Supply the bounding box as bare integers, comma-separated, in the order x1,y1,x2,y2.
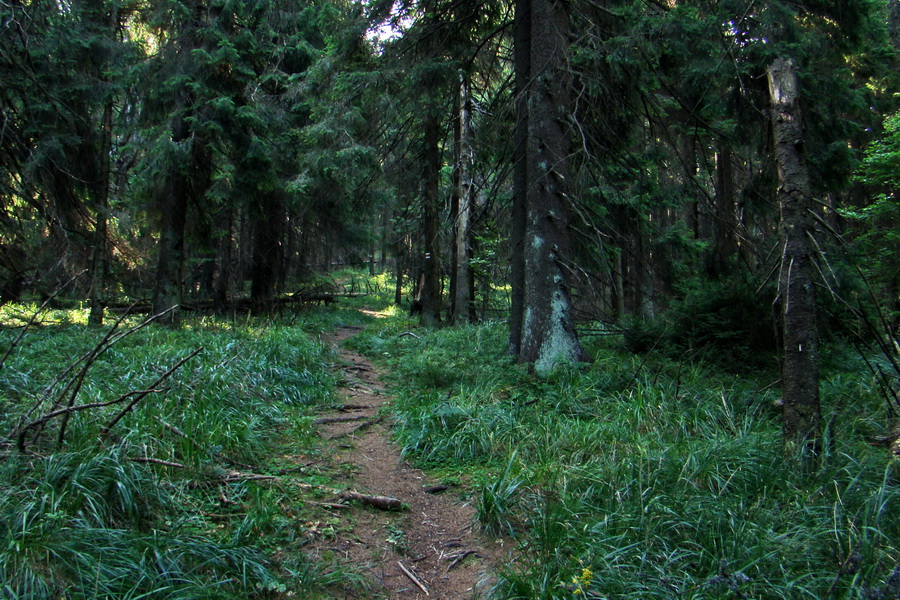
2,0,900,597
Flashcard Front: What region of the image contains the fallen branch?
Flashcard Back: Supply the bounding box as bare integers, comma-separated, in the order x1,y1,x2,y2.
101,347,203,435
129,457,186,468
154,416,191,440
330,417,382,439
305,500,352,510
398,561,429,596
223,471,278,482
0,270,85,372
293,482,406,511
339,489,405,511
11,305,179,449
220,471,407,511
313,414,370,425
446,550,477,572
336,403,376,411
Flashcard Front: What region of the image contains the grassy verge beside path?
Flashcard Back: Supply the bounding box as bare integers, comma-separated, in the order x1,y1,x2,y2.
347,312,900,600
0,304,374,600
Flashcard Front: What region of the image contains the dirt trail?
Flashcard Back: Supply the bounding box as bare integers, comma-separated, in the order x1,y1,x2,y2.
310,326,509,599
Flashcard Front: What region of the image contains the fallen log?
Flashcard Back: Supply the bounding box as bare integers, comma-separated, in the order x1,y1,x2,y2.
228,475,408,512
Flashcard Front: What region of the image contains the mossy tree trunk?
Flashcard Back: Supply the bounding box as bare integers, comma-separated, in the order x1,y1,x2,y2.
518,0,589,375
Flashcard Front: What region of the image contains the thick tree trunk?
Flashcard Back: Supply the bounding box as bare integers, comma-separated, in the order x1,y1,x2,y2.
453,74,475,325
767,57,821,459
508,0,530,353
419,113,442,327
519,0,589,374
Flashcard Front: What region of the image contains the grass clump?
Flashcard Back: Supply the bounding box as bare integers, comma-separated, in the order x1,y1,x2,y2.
0,308,365,599
349,315,900,600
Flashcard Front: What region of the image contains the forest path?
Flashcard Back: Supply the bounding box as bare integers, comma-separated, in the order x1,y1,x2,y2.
309,325,509,599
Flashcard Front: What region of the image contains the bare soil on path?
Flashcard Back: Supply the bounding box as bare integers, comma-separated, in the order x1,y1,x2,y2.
309,326,510,599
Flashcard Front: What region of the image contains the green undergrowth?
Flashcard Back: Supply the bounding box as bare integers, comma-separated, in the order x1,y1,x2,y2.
347,316,900,599
0,305,370,600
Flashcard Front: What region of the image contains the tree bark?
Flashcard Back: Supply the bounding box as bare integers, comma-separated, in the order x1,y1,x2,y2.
767,57,821,459
453,73,475,325
151,95,191,325
212,208,233,310
709,139,737,277
518,0,589,374
250,194,285,310
88,100,113,326
508,0,530,353
419,113,442,327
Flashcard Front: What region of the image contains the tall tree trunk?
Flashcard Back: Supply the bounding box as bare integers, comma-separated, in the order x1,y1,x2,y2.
394,251,404,306
454,73,475,325
614,250,626,320
419,113,442,327
767,57,821,459
637,229,655,320
380,210,390,273
212,207,233,310
151,98,191,324
250,194,285,310
449,98,461,321
709,139,736,277
508,0,530,353
88,100,113,326
519,0,589,374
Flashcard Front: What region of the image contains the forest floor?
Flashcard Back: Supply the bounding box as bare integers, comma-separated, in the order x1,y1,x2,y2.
307,324,512,598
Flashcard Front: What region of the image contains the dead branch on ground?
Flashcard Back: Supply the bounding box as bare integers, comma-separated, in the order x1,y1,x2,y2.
14,343,200,453
398,561,430,596
222,469,407,511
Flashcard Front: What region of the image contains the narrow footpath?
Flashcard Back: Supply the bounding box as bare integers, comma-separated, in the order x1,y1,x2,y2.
309,326,509,599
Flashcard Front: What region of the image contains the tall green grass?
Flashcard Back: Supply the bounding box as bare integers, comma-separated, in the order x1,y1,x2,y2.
349,317,900,600
0,308,364,599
